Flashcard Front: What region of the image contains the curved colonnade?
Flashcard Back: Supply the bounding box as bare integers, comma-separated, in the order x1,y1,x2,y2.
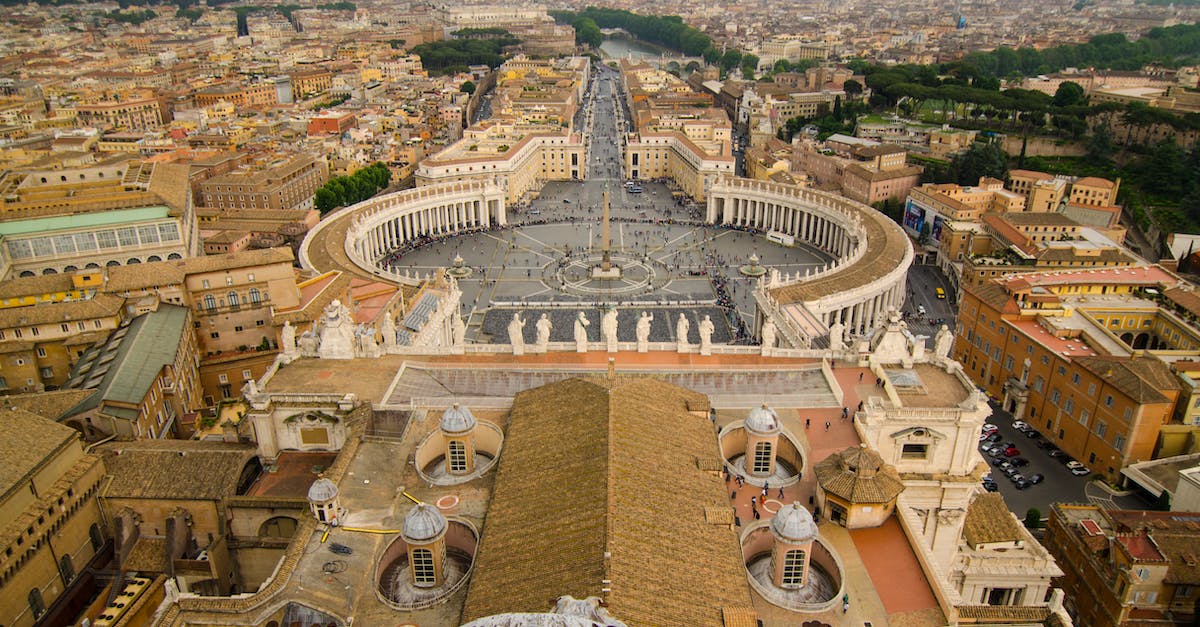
302,176,909,349
707,178,912,345
299,180,507,283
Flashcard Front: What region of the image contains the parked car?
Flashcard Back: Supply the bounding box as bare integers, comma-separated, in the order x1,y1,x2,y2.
1003,446,1021,457
1011,457,1030,467
1003,466,1022,478
1012,421,1029,430
1027,473,1045,484
1047,447,1066,458
991,456,1010,467
987,447,1006,458
982,482,999,492
982,423,999,434
1066,461,1091,476
1014,478,1032,490
985,432,1003,443
1025,429,1042,439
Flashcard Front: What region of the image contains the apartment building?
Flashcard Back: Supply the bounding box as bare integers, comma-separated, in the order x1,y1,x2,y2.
0,409,108,627
955,266,1200,481
72,94,163,132
1045,504,1200,627
197,153,328,213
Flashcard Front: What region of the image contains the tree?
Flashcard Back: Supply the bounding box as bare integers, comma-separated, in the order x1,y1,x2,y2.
720,50,742,73
949,142,1009,185
1053,81,1086,107
460,80,476,95
843,79,863,99
1024,507,1041,529
833,95,843,122
571,17,602,48
314,187,338,214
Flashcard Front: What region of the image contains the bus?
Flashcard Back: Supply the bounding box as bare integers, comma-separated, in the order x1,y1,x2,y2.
766,231,795,247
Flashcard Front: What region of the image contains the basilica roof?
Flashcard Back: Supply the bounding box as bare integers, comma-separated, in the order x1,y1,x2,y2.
462,376,754,626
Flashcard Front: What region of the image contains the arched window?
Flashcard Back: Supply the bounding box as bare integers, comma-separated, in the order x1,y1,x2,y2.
204,295,217,311
89,523,104,550
412,548,436,585
228,291,240,307
60,554,74,583
126,257,141,264
28,588,45,619
248,288,261,304
781,549,806,586
448,440,467,473
753,441,772,474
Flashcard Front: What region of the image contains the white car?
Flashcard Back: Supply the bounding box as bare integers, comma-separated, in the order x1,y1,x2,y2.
1012,421,1029,431
982,423,999,434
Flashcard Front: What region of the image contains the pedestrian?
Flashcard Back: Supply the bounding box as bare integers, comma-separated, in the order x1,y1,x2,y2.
731,490,737,500
753,509,760,520
734,515,741,526
751,495,757,507
778,487,785,499
859,372,864,381
762,486,768,500
825,420,831,431
805,418,811,429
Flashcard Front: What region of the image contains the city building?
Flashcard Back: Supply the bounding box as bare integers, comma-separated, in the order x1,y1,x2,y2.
63,304,202,440
0,407,109,627
197,153,329,213
1045,504,1200,626
955,266,1200,481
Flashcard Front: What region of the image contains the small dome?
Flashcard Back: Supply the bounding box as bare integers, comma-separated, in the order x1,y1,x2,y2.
403,503,447,542
745,404,780,434
772,502,818,543
440,403,477,434
307,477,339,502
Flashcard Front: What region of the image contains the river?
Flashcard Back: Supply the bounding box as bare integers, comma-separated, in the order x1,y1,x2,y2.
599,37,670,63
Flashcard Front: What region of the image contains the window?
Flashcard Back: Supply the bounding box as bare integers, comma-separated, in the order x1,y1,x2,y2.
1071,373,1080,385
1064,398,1074,414
248,272,256,282
1096,421,1107,437
30,326,38,336
1105,395,1114,408
204,294,217,311
248,288,261,304
225,276,234,286
1088,383,1096,396
1114,434,1126,451
901,443,928,460
218,373,228,384
202,279,210,289
781,549,806,587
228,291,240,307
1057,366,1066,376
448,440,467,472
242,369,252,380
1124,407,1133,420
28,588,45,619
412,548,436,585
1004,355,1014,370
210,332,220,339
1050,389,1060,405
1079,409,1089,426
753,442,773,474
36,347,46,358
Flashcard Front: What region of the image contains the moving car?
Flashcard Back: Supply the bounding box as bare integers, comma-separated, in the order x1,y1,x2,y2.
1012,421,1029,430
936,287,946,299
1011,457,1030,467
1025,429,1042,439
1027,473,1045,484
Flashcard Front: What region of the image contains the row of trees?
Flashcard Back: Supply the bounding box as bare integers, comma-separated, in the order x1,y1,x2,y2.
314,163,392,215
411,35,519,75
963,24,1200,77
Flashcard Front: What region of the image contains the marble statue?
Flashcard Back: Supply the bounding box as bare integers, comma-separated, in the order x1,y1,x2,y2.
318,299,356,359
452,313,466,345
933,324,954,358
535,313,552,351
761,318,777,353
676,313,690,353
636,311,653,353
601,307,619,352
281,320,297,356
381,312,397,350
698,315,715,355
574,312,590,352
299,331,318,357
355,323,380,358
508,312,526,356
828,320,845,352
